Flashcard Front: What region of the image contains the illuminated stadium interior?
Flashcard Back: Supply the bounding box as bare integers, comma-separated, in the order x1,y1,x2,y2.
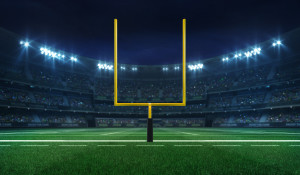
0,27,299,128
1,26,300,174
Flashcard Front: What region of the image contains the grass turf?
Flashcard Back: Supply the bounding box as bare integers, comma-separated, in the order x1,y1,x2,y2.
0,127,300,175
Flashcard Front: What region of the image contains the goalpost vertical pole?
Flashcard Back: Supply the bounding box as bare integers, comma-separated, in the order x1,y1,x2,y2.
182,19,186,106
147,104,153,142
114,19,118,106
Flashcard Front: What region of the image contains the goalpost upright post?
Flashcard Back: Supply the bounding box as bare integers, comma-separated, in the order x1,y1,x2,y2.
114,19,186,142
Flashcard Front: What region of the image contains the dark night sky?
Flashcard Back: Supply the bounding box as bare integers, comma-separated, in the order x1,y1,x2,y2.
0,0,300,65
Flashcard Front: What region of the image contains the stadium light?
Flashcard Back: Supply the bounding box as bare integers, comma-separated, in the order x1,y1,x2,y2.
20,40,30,47
120,66,126,70
41,47,65,60
70,57,78,62
174,66,180,70
24,42,29,47
132,67,137,71
98,63,113,70
234,54,238,58
163,67,168,71
273,40,282,47
188,63,203,70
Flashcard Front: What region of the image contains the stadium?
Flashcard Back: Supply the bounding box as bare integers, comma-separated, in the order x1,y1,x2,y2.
1,1,300,175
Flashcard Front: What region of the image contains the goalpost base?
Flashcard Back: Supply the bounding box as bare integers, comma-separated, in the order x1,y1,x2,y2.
147,118,153,142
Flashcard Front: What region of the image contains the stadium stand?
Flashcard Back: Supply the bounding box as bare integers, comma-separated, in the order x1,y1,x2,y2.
0,27,300,128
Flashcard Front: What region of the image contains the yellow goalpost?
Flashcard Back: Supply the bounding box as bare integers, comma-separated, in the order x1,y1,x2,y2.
114,19,186,141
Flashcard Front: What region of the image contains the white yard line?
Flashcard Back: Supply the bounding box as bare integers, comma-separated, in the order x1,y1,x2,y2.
174,145,203,147
154,140,300,143
102,132,124,136
179,132,198,136
251,145,280,147
213,145,241,147
289,145,300,147
59,145,87,147
97,145,126,147
1,140,300,143
0,132,58,135
136,145,164,147
0,145,11,146
20,145,49,147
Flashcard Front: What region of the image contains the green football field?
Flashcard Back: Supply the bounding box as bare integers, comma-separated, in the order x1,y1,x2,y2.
1,127,300,175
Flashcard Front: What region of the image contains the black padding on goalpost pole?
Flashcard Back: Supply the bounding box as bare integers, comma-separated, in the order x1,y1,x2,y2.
147,118,153,142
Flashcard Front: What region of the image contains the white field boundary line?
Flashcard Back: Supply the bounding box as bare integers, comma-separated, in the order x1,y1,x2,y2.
213,145,241,147
20,145,49,147
0,145,11,146
289,145,300,146
251,145,280,147
1,140,300,143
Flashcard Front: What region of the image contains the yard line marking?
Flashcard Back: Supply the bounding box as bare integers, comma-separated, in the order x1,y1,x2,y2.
1,140,300,143
251,145,280,147
20,145,49,147
154,140,300,143
0,132,58,135
213,145,241,147
289,145,300,147
179,132,198,136
0,140,146,142
102,132,123,136
0,145,11,147
59,145,87,147
136,145,165,147
97,145,126,147
174,145,203,147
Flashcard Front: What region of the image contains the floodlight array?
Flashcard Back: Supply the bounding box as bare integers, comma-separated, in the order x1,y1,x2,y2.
20,41,29,47
132,67,138,71
70,57,78,62
40,48,66,59
162,67,169,71
98,63,113,70
188,63,203,70
222,48,261,62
